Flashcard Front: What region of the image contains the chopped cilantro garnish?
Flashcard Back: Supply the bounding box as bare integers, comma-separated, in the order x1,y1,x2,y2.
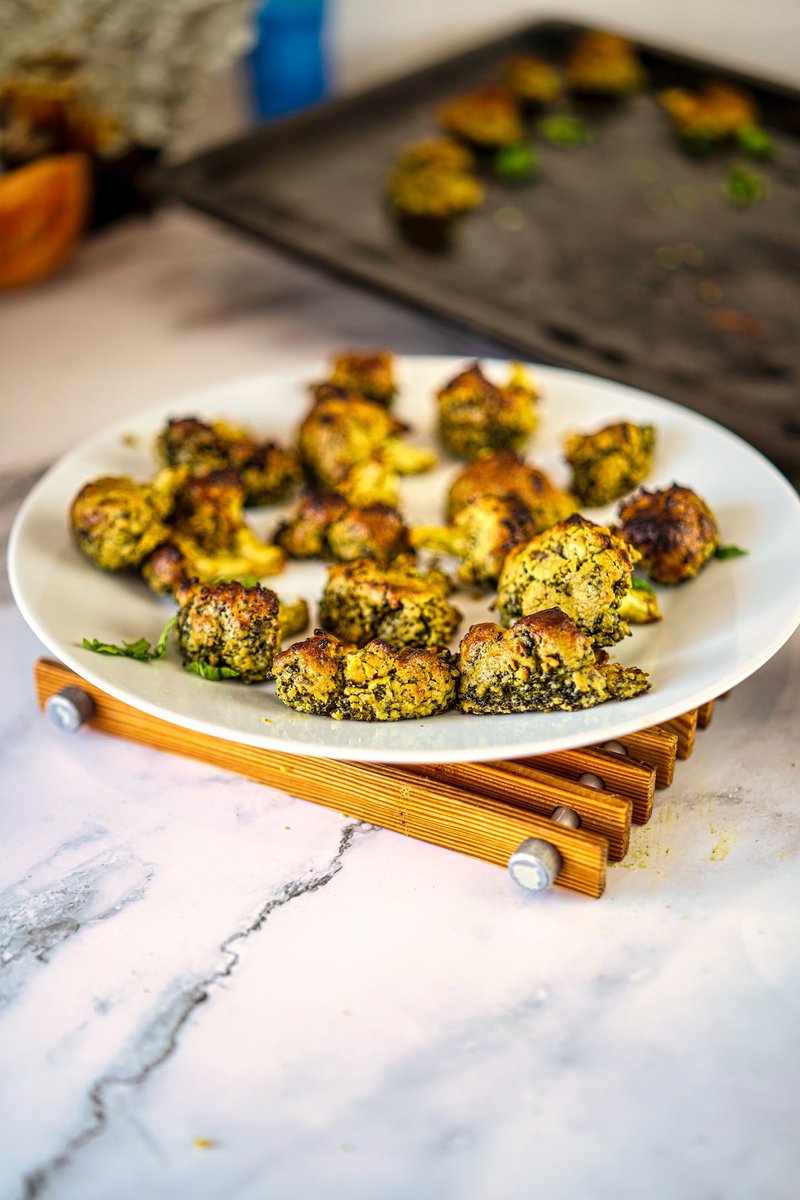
493,143,539,182
715,544,748,560
82,617,176,662
631,577,656,594
723,163,767,207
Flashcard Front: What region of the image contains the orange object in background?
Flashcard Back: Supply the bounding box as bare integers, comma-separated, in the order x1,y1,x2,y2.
0,153,90,289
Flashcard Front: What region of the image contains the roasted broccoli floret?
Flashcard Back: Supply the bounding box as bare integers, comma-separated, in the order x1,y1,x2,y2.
318,556,461,649
446,450,577,528
439,85,525,148
619,581,662,624
566,32,646,95
323,350,397,408
140,470,285,593
175,579,281,683
660,82,758,153
274,631,458,721
387,139,484,228
617,485,719,584
155,416,301,506
501,55,561,107
458,608,649,713
565,421,656,507
497,513,636,646
437,362,539,460
278,597,310,641
70,469,180,572
275,492,412,565
298,393,435,495
411,494,535,588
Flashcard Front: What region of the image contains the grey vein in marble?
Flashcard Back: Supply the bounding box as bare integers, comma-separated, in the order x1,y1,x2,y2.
0,836,154,1007
21,821,367,1200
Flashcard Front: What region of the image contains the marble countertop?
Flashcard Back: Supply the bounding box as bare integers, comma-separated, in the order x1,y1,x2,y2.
2,209,800,1200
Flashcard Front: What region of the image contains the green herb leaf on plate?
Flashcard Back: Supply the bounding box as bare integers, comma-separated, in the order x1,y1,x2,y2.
82,616,177,662
183,660,240,681
631,577,656,593
715,544,749,559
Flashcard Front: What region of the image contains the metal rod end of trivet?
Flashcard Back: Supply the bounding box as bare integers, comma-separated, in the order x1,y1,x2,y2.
45,687,94,733
508,806,582,892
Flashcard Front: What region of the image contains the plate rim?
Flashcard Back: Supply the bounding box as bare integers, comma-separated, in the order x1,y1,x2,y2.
9,357,800,765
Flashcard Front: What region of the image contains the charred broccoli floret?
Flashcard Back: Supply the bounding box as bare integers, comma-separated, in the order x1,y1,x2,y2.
274,491,348,559
439,85,525,149
323,350,397,408
70,469,180,572
497,514,636,646
387,139,484,227
318,556,461,649
140,470,285,593
155,416,301,506
437,362,539,460
501,55,562,107
458,608,649,714
275,492,412,565
566,32,646,95
411,494,535,588
660,82,758,153
298,393,435,494
446,450,577,528
273,631,458,721
617,485,719,584
175,579,281,683
565,421,656,507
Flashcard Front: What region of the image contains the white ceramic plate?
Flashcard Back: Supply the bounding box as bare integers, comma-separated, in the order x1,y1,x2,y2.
9,357,800,764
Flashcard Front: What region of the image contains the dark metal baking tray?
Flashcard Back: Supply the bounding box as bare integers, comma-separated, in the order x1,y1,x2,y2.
167,20,800,484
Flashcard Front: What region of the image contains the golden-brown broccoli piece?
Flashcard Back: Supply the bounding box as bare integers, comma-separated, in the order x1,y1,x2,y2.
274,491,349,559
411,494,536,588
565,421,656,507
70,469,180,572
619,582,662,624
617,485,719,584
327,504,412,566
175,579,281,683
439,85,525,148
458,608,649,713
318,556,461,649
275,492,411,565
273,631,458,721
278,597,310,641
501,55,562,107
393,139,478,174
660,82,757,151
566,32,646,95
155,416,301,506
437,362,539,460
298,393,435,489
324,350,397,408
141,470,285,591
446,450,577,528
497,513,637,646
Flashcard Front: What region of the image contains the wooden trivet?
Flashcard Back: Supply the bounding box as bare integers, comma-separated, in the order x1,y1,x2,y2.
34,658,716,900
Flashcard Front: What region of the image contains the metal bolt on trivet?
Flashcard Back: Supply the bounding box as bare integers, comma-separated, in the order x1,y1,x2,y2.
45,687,94,733
508,805,582,892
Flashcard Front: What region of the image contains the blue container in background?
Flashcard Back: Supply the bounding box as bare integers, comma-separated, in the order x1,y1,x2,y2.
247,0,330,121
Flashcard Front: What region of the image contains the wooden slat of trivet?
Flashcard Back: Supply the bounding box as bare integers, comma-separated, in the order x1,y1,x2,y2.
659,709,698,759
522,748,655,827
615,726,678,789
406,760,631,861
34,660,607,898
697,700,715,729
